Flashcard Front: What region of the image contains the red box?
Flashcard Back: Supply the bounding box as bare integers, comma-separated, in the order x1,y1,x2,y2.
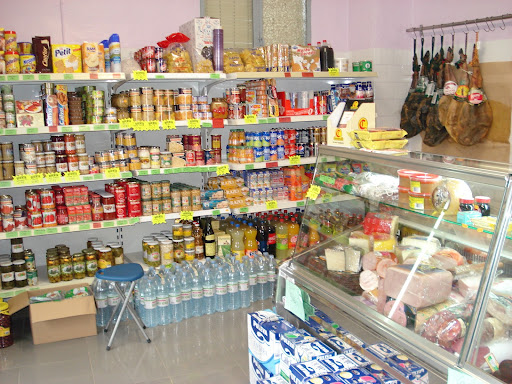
82,204,92,222
63,187,75,206
67,206,77,223
80,186,89,205
127,200,141,217
75,205,84,223
277,92,315,116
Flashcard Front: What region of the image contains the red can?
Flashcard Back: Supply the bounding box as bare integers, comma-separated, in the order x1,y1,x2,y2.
113,186,126,205
126,182,141,201
212,149,222,164
39,188,55,209
67,206,77,223
42,208,57,227
127,200,141,217
182,135,189,150
56,205,69,225
28,212,42,228
141,46,155,59
190,135,201,151
2,215,14,232
0,195,14,215
116,204,127,219
195,150,205,166
25,190,41,213
145,58,156,73
185,150,196,166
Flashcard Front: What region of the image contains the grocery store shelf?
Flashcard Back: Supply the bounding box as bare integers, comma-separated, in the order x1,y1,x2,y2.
226,115,329,126
0,72,125,84
138,208,231,223
0,217,140,240
131,164,228,176
226,71,378,80
0,171,132,189
228,156,334,171
126,72,227,81
0,123,121,136
232,200,307,214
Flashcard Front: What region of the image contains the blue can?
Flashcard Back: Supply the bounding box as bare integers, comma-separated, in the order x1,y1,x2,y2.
269,145,278,160
245,131,253,147
270,130,277,145
204,149,213,164
296,143,305,157
262,131,271,147
254,147,264,162
277,145,285,160
263,147,270,161
277,129,285,144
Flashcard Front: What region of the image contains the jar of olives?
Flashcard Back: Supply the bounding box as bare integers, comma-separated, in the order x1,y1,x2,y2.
110,243,124,265
146,241,160,267
72,253,86,279
46,255,61,283
12,260,27,288
84,249,98,277
98,248,114,269
0,262,15,290
59,253,73,281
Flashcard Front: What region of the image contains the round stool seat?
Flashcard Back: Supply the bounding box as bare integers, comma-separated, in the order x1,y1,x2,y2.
95,263,144,282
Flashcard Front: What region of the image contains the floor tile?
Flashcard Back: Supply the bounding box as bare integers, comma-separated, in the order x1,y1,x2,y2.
19,359,92,384
171,365,247,384
0,368,19,384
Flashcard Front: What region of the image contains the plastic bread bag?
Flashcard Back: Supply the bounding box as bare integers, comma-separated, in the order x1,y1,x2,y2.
29,290,64,303
160,33,193,73
223,50,244,73
64,286,91,298
240,48,265,72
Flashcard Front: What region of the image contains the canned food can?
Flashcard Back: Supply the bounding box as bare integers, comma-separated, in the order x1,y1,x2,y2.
185,150,195,166
116,204,127,218
39,188,55,209
195,150,205,166
141,200,152,216
127,200,141,217
361,60,373,72
42,208,57,227
28,211,42,228
27,270,38,286
126,182,141,201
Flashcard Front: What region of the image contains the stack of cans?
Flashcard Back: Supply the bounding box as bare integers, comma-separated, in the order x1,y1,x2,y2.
1,85,15,128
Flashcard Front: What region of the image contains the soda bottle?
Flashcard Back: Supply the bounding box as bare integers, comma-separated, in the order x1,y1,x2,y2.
267,218,276,256
167,270,183,323
93,278,111,327
156,273,170,325
202,260,216,314
238,259,250,308
180,265,193,319
215,261,228,312
287,217,300,257
309,220,320,246
276,218,289,260
227,258,240,310
244,222,258,256
320,39,334,71
256,218,268,253
231,224,245,262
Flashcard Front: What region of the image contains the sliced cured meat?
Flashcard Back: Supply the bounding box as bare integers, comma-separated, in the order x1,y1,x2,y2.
433,247,465,267
487,294,512,325
383,300,407,327
362,251,397,271
376,258,397,278
359,270,379,291
362,212,398,236
421,310,457,343
430,254,458,271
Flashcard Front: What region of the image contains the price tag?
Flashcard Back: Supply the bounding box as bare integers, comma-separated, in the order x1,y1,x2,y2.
306,185,321,200
13,175,29,186
6,232,19,239
296,201,305,207
212,209,221,216
180,211,194,221
119,118,134,129
34,229,46,236
132,70,148,80
117,219,128,226
7,75,19,81
322,193,333,203
244,114,257,124
61,226,70,233
151,169,161,175
38,74,51,81
187,119,201,129
162,119,176,130
22,74,35,81
266,200,278,210
64,74,74,80
79,223,91,231
93,173,104,180
46,228,58,234
133,121,146,131
289,155,301,165
137,170,148,176
216,165,230,176
20,230,32,237
239,207,249,213
328,68,340,76
152,214,166,225
210,73,221,79
29,174,44,185
44,172,62,184
319,175,335,185
64,170,81,182
27,128,39,134
129,217,140,225
105,167,121,179
147,120,160,131
103,221,114,228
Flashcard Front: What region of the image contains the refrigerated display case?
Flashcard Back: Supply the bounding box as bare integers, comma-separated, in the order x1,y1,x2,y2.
276,146,512,384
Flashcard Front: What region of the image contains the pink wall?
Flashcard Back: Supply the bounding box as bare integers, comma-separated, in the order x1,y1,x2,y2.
310,0,349,52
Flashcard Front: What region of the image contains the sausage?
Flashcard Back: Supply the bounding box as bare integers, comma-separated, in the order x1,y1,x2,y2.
437,318,465,349
362,251,397,271
421,310,457,342
359,270,379,291
384,300,407,327
376,258,397,278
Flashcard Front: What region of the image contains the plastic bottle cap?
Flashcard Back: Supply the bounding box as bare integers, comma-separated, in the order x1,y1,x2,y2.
236,224,240,227
475,196,491,203
280,219,284,222
248,223,253,227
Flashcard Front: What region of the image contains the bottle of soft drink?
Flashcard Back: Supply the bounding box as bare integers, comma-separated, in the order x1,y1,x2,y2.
180,265,193,319
276,218,289,260
202,260,216,315
231,224,245,262
255,254,268,300
93,278,111,327
267,218,276,256
287,217,300,258
256,218,268,253
227,258,240,310
167,270,183,323
190,263,204,317
143,272,158,327
215,261,228,312
238,259,250,308
247,256,259,302
107,281,121,323
156,273,170,325
244,222,258,256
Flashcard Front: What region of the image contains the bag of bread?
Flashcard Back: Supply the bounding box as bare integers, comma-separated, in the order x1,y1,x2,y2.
240,48,265,72
290,45,320,72
160,33,193,73
82,42,105,73
223,50,244,73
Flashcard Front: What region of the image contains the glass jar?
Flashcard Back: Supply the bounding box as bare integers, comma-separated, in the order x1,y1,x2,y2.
181,189,192,211
183,224,193,238
146,241,160,267
172,223,184,240
130,105,142,121
173,239,185,263
211,97,228,119
98,248,114,269
159,239,173,267
110,244,124,265
170,189,181,213
84,249,98,277
140,87,154,105
128,89,141,106
185,249,195,261
0,301,14,348
142,236,154,264
0,262,14,289
72,253,86,279
75,134,86,154
191,188,201,210
12,260,27,287
184,237,195,251
59,253,73,281
142,105,155,121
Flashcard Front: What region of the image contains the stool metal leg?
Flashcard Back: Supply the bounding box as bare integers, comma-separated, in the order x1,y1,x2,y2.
104,289,121,333
107,281,151,351
113,282,147,330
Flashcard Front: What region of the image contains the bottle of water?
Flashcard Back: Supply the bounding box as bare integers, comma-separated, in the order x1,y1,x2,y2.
190,264,204,317
107,281,121,323
93,278,111,327
143,271,158,328
227,257,240,310
118,281,132,321
256,255,268,301
167,270,183,323
215,261,228,312
180,265,193,319
238,259,250,308
247,256,259,302
156,273,170,325
135,274,147,323
267,254,277,299
202,261,216,315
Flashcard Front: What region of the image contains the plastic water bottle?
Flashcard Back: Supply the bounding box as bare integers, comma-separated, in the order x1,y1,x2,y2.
180,265,193,319
215,261,228,312
143,272,158,327
247,256,259,302
118,281,132,321
107,282,121,323
227,258,240,310
190,264,204,317
167,270,183,323
267,254,277,299
202,261,216,315
238,259,250,308
256,255,268,301
135,274,147,323
156,273,170,325
93,279,111,327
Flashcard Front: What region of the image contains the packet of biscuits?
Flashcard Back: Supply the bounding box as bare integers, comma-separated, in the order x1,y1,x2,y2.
240,48,265,72
223,50,244,73
52,44,82,73
81,42,105,73
290,45,320,72
32,36,53,73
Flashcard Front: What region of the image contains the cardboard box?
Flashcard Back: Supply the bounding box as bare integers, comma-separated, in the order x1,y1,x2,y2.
179,17,221,73
277,92,315,116
8,282,97,345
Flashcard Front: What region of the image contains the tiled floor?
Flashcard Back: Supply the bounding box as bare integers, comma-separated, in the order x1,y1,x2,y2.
0,299,273,384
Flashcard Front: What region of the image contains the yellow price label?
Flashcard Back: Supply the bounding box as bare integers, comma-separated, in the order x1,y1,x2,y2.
151,214,167,225
13,175,29,186
119,118,134,129
45,172,62,183
289,155,301,165
162,119,176,130
187,119,201,129
328,68,340,76
180,211,194,221
132,70,148,80
216,165,230,176
63,170,81,182
266,200,278,210
105,167,121,179
306,185,321,200
29,173,44,185
244,114,258,124
133,121,146,131
147,120,160,131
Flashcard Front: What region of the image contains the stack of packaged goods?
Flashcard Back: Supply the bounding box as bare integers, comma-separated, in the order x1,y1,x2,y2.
0,238,36,290
0,85,14,129
137,180,202,216
0,30,121,75
206,175,251,209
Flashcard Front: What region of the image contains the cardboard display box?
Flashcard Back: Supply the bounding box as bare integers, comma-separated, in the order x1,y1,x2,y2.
8,282,97,345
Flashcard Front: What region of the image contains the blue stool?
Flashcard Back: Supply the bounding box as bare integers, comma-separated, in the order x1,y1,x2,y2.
95,263,151,350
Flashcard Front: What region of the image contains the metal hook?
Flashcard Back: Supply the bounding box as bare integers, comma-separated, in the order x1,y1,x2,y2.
483,20,491,32
465,21,470,33
440,26,445,36
487,19,496,31
500,15,506,30
473,21,480,33
452,25,456,35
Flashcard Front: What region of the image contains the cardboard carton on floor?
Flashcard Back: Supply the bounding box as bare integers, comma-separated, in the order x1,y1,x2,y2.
8,282,97,345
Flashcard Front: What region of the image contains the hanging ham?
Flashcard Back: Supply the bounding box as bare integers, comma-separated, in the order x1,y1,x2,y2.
438,47,456,126
445,49,469,141
400,49,422,138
